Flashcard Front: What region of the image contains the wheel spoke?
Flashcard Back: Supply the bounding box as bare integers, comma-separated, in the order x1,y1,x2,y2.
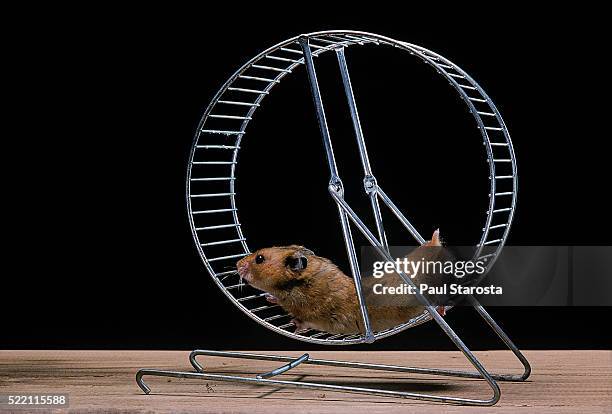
300,37,374,341
335,47,389,251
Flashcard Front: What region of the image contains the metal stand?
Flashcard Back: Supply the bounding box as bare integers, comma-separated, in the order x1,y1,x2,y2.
137,302,530,406
137,33,530,406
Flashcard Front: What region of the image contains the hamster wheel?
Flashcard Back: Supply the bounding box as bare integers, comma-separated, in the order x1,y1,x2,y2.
137,31,530,406
188,30,517,345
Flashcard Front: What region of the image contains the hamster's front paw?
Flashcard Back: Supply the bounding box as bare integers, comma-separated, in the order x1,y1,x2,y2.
265,294,278,304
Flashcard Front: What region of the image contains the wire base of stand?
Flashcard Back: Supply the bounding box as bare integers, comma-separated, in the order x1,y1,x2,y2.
136,305,531,406
137,347,527,406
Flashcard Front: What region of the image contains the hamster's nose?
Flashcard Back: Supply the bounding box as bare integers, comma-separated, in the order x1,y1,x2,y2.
237,260,249,274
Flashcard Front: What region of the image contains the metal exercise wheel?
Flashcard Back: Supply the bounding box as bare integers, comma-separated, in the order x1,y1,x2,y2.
187,30,517,345
137,31,529,406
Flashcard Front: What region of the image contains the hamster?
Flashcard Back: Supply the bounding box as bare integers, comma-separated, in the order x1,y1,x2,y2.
236,230,446,335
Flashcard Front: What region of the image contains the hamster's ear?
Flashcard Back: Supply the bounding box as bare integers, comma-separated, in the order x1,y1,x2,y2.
287,245,315,256
427,229,442,247
285,252,308,271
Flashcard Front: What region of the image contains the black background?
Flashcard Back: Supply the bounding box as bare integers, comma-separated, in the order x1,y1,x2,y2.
4,5,610,351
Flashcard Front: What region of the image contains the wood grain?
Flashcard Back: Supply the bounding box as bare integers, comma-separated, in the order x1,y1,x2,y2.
0,350,610,413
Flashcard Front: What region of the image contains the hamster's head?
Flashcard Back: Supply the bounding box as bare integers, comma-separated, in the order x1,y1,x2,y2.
236,245,315,294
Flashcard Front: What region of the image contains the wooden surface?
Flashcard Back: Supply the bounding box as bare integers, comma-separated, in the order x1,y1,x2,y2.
0,350,610,413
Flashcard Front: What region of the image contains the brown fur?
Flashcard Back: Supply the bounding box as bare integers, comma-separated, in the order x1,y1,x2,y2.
236,230,444,335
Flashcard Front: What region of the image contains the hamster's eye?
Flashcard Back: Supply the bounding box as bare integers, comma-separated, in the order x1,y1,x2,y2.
255,254,265,264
